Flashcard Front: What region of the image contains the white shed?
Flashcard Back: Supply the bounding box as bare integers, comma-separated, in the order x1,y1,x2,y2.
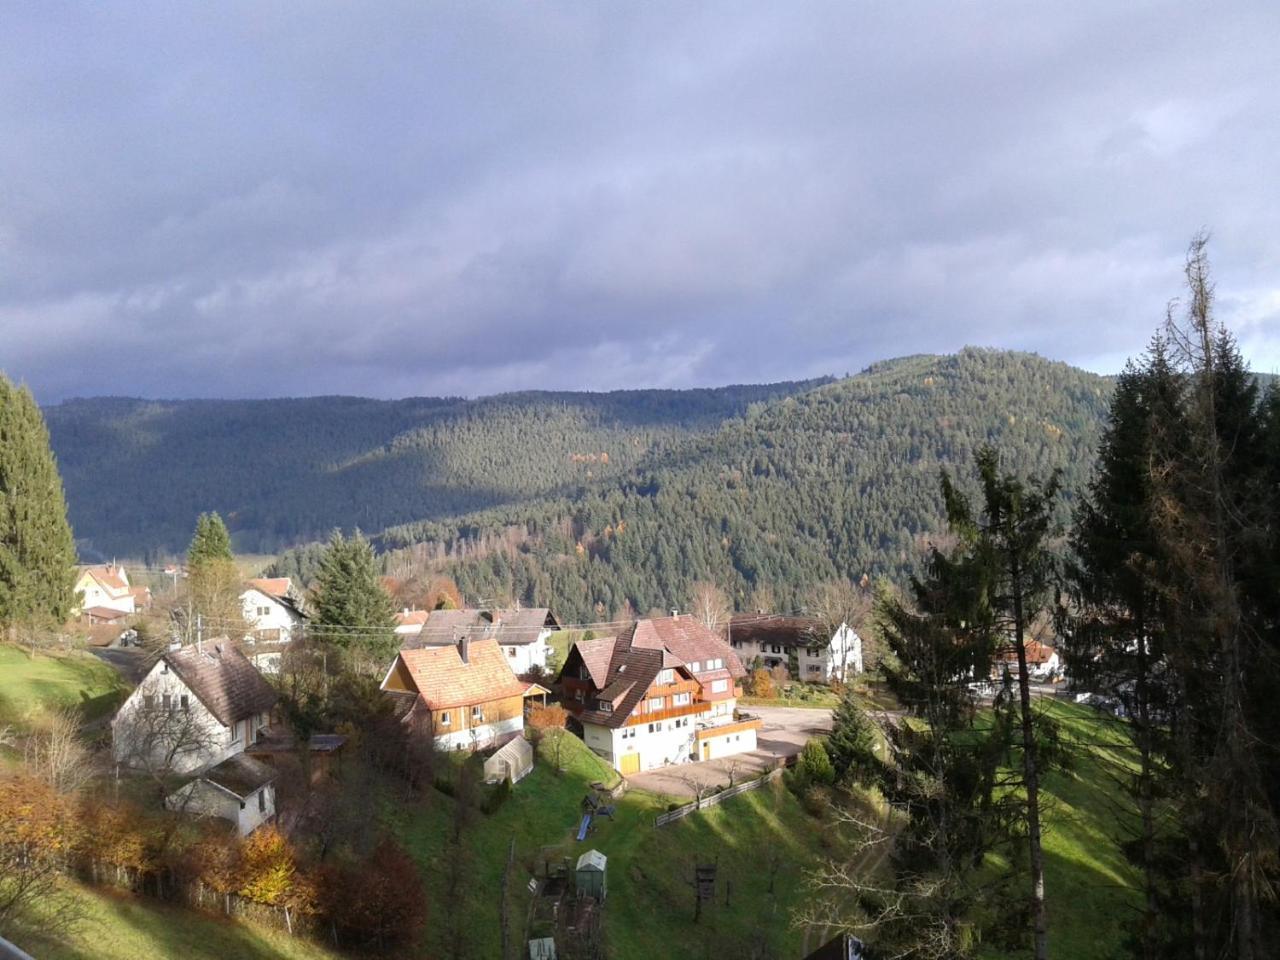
484,736,534,784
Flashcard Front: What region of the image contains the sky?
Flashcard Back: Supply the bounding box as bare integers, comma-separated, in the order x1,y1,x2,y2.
2,2,1278,403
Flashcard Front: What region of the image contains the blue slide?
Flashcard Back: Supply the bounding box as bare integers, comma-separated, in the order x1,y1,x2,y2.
577,813,592,841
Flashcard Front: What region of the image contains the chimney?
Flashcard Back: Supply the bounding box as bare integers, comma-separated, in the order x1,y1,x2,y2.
458,635,470,664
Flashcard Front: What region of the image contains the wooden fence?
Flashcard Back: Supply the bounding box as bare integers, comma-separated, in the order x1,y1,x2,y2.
653,766,785,828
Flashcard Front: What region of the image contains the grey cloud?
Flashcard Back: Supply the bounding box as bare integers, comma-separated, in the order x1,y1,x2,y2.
1,1,1278,401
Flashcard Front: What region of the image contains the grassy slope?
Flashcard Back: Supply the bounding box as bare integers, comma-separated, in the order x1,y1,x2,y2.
1022,700,1141,960
11,882,340,960
0,645,128,728
391,733,830,960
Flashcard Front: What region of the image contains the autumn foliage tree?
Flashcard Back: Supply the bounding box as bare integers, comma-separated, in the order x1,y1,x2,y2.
318,837,426,949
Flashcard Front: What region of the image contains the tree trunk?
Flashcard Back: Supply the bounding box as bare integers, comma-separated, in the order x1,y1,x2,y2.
1011,564,1049,960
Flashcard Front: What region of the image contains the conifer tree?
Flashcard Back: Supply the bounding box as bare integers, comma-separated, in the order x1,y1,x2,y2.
0,374,77,629
825,688,878,785
310,530,396,671
184,511,244,640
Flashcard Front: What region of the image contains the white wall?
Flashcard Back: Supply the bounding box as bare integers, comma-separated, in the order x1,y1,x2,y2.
76,574,135,614
112,661,234,774
240,589,301,642
167,780,276,836
696,725,758,761
434,715,524,752
500,628,553,674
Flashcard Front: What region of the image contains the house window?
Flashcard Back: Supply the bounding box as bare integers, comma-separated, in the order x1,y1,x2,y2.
471,705,484,723
673,692,691,706
657,668,674,685
162,694,172,712
648,697,663,712
808,664,822,674
770,644,782,654
689,661,700,673
144,694,155,711
440,711,451,727
507,647,516,657
257,606,270,617
598,701,612,714
258,789,266,813
647,723,656,733
229,723,241,745
711,679,728,694
180,694,189,712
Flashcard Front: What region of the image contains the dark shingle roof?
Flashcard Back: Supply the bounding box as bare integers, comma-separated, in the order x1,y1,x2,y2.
201,753,276,799
165,643,278,727
407,607,559,649
729,614,827,650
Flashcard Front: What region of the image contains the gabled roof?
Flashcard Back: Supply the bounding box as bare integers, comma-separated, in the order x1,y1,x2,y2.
164,643,278,727
246,578,293,600
388,639,528,710
396,609,430,627
998,639,1058,665
729,613,829,650
83,605,130,622
408,607,559,649
199,753,276,799
625,615,747,680
79,564,130,597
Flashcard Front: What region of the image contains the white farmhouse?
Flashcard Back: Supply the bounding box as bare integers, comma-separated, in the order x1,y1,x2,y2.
558,615,760,775
111,642,279,835
410,607,560,677
240,578,305,643
728,614,863,683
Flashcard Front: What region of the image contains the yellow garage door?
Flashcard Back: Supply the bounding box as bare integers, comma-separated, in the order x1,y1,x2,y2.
620,752,641,775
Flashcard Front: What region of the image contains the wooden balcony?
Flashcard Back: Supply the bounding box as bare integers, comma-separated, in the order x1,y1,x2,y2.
623,702,709,727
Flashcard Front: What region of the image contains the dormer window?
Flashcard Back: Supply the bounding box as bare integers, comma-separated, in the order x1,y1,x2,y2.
657,668,673,685
689,661,700,673
598,701,612,713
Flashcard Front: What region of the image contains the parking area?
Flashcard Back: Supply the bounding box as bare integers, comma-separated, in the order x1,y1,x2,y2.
625,706,834,798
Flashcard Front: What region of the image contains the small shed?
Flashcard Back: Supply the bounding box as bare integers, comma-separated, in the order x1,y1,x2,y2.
575,849,607,902
485,736,534,785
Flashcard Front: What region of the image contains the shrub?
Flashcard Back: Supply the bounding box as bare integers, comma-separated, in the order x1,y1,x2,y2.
482,777,511,815
797,738,836,787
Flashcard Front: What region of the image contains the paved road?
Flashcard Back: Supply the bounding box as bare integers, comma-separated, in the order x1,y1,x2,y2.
626,705,834,798
90,646,150,684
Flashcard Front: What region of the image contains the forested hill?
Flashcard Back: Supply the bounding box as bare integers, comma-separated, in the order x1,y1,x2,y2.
43,380,829,559
273,349,1114,621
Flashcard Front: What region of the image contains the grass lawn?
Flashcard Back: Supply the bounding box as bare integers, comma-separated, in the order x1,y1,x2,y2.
9,881,341,960
389,732,833,959
1018,699,1142,959
0,644,129,729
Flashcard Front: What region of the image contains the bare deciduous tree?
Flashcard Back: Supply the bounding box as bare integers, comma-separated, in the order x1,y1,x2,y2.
25,705,93,796
689,582,731,635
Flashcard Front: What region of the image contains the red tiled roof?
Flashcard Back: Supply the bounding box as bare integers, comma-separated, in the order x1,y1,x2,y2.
80,564,130,596
408,607,559,649
625,615,746,679
729,613,827,648
998,640,1058,665
246,578,292,599
392,639,528,710
83,606,130,622
396,610,430,627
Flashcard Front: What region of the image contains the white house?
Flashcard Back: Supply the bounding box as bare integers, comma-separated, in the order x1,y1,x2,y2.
410,607,560,676
994,639,1063,683
728,614,864,683
559,616,760,775
240,578,305,643
165,753,277,837
74,564,149,616
112,642,278,776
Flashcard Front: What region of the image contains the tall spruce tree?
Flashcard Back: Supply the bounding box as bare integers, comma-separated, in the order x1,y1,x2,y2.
310,530,396,671
184,511,245,640
1066,237,1280,960
940,446,1061,960
0,374,77,628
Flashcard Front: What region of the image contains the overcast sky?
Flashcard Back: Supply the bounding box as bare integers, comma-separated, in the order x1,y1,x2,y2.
2,2,1278,402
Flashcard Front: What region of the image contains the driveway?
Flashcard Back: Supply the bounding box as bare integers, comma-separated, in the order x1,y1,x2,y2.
626,706,834,798
90,646,150,684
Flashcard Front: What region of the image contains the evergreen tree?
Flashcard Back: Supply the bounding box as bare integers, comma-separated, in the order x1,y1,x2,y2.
0,374,77,628
941,447,1061,960
184,511,244,640
187,512,233,566
311,530,397,671
825,688,878,785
